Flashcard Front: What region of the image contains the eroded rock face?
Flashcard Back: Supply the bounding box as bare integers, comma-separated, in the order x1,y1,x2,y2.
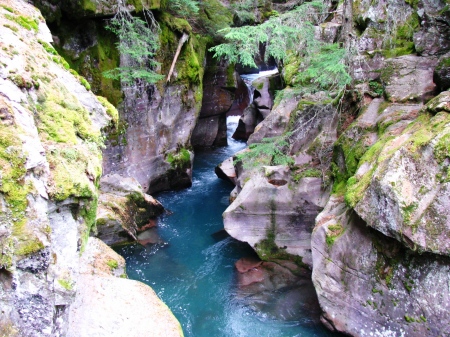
224,166,329,266
312,196,450,336
225,94,338,266
192,56,250,147
103,79,199,193
47,9,205,193
232,73,282,141
96,174,164,245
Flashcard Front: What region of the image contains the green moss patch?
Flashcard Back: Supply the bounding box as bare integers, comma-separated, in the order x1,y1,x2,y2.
96,95,119,126
58,278,74,290
340,110,450,207
54,21,122,106
106,259,119,270
381,14,419,58
35,85,101,144
254,229,304,266
326,223,345,246
167,148,191,169
5,13,38,32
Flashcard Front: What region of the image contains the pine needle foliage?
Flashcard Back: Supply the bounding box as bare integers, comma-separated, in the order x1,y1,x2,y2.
235,135,294,169
103,6,164,85
168,0,199,17
210,0,351,93
296,43,352,91
209,1,324,68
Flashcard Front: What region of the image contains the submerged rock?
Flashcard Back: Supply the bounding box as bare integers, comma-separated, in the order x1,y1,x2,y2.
235,257,322,323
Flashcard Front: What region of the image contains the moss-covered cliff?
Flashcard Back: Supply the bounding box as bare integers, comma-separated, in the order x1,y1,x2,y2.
0,1,184,335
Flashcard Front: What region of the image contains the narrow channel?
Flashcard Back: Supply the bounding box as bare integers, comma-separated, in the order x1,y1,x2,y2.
115,73,338,337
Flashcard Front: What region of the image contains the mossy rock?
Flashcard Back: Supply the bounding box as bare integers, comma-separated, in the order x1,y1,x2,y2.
53,20,122,107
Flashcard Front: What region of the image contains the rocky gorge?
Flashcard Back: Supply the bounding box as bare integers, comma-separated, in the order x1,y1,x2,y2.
0,0,450,335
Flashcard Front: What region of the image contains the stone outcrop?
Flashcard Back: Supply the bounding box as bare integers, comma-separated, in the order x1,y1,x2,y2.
67,238,183,337
191,55,250,147
434,52,450,92
312,196,450,336
353,94,450,255
232,73,282,141
96,174,164,245
223,94,337,266
311,85,450,335
0,2,111,334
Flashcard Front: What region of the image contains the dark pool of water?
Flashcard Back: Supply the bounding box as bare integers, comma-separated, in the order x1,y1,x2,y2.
115,112,340,337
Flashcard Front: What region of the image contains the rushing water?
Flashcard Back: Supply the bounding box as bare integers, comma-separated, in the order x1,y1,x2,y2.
115,72,340,337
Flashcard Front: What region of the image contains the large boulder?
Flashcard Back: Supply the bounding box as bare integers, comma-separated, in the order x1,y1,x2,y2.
344,92,450,255
96,174,164,245
381,55,437,103
67,238,183,337
312,196,450,336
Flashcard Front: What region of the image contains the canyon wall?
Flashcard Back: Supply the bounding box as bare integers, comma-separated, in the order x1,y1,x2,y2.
0,1,183,335
219,0,450,335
